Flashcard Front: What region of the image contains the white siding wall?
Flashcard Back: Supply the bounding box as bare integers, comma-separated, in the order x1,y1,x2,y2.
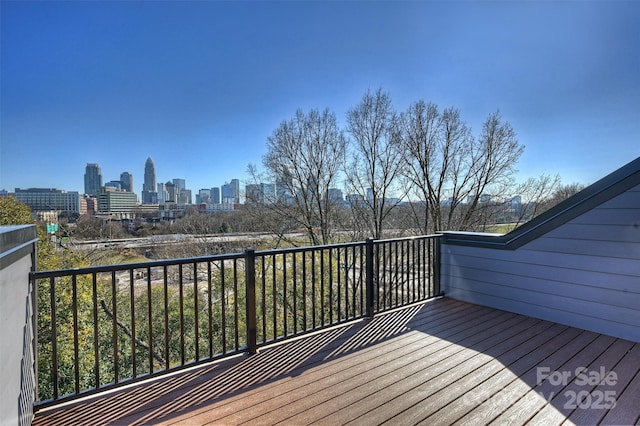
0,226,37,426
442,184,640,342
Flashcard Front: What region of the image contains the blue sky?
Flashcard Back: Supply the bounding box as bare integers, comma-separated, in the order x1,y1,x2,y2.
1,1,639,197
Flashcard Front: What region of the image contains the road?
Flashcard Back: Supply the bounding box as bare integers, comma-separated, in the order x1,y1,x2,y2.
69,232,306,251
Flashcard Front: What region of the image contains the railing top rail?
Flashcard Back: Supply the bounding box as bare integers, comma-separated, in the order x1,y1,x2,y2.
253,240,364,257
372,234,443,244
30,251,245,279
252,234,442,257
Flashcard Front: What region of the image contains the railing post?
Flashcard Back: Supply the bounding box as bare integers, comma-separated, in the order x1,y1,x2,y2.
244,248,257,355
434,236,442,296
365,238,375,318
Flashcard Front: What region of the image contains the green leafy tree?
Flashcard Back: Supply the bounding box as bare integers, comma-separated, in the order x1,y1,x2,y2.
0,195,34,225
0,196,93,399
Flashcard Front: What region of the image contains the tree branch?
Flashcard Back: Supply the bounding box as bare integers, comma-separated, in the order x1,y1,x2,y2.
100,299,166,365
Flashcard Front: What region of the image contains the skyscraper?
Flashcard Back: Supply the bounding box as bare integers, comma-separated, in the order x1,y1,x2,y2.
172,178,187,204
230,179,240,204
157,182,167,204
84,163,102,196
211,187,220,204
120,172,133,192
165,181,177,203
142,157,157,204
221,182,233,204
197,189,211,204
172,178,186,192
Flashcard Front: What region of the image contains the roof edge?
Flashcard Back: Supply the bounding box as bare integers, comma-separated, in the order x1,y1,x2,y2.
442,156,640,250
0,225,38,270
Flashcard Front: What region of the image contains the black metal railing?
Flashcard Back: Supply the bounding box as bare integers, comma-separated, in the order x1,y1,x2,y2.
30,235,442,407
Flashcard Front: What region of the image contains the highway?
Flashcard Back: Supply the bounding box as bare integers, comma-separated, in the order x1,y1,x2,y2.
69,232,306,251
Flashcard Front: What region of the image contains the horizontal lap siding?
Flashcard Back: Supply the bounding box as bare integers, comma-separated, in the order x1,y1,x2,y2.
442,184,640,342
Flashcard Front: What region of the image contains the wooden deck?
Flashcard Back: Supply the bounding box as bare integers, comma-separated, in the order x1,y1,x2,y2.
33,298,640,425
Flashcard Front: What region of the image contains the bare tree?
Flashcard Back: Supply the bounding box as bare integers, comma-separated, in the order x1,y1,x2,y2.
511,174,562,227
71,215,103,240
533,181,586,215
397,101,457,234
176,210,226,256
548,182,586,204
399,103,525,233
260,108,347,245
345,88,406,239
459,111,524,229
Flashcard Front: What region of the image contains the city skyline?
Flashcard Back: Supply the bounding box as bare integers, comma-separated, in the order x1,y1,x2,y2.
2,1,639,194
7,155,244,203
8,158,237,191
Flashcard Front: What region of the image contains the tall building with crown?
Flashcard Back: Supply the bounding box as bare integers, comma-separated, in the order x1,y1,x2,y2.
142,157,158,204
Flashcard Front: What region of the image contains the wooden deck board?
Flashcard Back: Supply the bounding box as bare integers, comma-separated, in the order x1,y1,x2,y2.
287,315,537,422
161,302,504,425
329,318,551,426
392,322,569,426
565,339,637,426
524,334,619,426
456,331,608,426
458,326,587,425
596,343,640,426
32,298,640,426
160,301,487,424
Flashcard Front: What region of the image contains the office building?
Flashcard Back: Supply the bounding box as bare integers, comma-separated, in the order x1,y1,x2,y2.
276,175,294,205
84,163,102,196
172,178,186,192
367,188,375,203
80,196,96,216
230,179,240,204
221,182,233,204
211,187,220,204
157,182,167,204
197,189,211,205
14,188,81,214
246,183,275,205
328,188,344,203
105,181,122,190
178,189,192,205
346,194,365,206
165,181,178,203
120,172,133,192
97,187,138,217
